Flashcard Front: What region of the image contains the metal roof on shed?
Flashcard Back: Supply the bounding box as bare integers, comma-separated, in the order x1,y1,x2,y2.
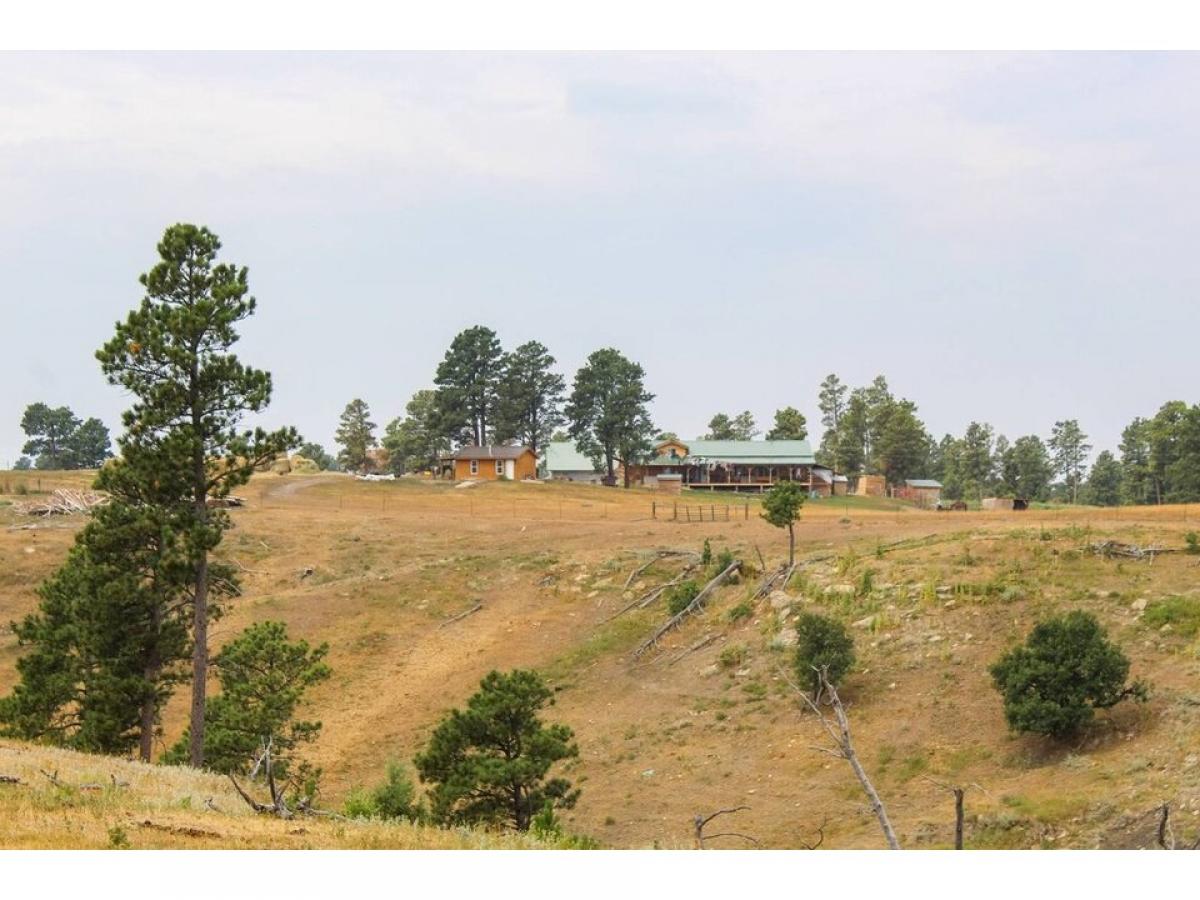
543,442,600,472
905,479,943,488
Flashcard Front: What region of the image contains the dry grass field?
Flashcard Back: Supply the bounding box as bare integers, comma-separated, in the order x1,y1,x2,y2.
2,469,1199,849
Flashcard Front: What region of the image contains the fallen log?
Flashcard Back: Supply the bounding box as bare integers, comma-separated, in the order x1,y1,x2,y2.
440,602,483,628
603,563,698,623
622,549,701,590
0,775,21,785
134,819,222,840
633,560,742,659
668,633,720,666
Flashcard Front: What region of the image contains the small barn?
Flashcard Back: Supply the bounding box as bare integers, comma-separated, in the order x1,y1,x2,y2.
896,478,943,508
543,442,604,483
440,445,537,482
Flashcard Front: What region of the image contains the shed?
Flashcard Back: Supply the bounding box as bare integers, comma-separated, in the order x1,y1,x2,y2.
543,442,604,483
440,445,537,482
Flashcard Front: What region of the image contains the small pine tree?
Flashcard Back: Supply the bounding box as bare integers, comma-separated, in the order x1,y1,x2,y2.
414,669,579,831
666,579,701,616
761,481,806,566
989,611,1146,738
166,621,330,777
335,399,377,473
793,612,855,699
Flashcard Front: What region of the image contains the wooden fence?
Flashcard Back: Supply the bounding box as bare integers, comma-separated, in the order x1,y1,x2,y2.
652,501,751,523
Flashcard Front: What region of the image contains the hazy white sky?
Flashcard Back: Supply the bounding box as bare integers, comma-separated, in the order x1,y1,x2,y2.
2,52,1197,464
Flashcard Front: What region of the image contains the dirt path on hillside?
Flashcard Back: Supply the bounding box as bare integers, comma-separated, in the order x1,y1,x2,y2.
313,565,602,790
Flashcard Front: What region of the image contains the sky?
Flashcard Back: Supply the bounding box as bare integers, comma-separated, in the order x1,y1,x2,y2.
1,51,1198,466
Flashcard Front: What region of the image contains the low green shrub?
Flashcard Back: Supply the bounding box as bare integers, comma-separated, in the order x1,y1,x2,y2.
666,579,701,616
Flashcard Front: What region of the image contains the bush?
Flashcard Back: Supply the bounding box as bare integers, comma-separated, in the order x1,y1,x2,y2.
713,548,735,573
372,760,420,819
726,601,754,623
989,611,1147,738
666,579,701,616
1185,532,1199,555
700,539,712,566
343,761,421,820
793,612,855,698
718,644,748,670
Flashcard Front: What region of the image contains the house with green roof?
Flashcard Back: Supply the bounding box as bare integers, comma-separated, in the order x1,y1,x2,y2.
627,437,822,493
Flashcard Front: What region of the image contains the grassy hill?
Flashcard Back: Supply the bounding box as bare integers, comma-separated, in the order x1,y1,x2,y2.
2,470,1199,849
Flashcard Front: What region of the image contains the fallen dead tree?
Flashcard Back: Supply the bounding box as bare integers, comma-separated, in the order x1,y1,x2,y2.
16,489,108,517
134,819,222,840
693,805,758,848
622,549,701,590
788,666,900,850
755,562,796,599
604,562,701,623
440,602,483,628
1090,540,1174,562
632,559,741,659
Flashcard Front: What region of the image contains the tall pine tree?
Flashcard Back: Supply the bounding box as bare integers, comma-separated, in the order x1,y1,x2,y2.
492,340,565,456
96,224,296,767
433,326,504,446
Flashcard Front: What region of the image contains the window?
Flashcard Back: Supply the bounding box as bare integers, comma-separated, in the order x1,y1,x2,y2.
495,459,504,475
469,459,478,475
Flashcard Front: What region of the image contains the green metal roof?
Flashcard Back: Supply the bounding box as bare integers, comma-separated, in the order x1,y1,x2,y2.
543,442,600,473
651,439,815,466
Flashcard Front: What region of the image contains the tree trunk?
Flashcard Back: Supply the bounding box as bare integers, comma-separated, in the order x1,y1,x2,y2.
953,787,964,850
139,602,163,762
788,524,795,567
189,373,209,769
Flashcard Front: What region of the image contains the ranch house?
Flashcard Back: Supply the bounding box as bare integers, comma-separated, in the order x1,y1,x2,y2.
627,438,819,493
439,445,538,481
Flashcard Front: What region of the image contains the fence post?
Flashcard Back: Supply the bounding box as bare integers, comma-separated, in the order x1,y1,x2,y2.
710,505,714,523
673,502,678,521
744,502,749,520
652,501,656,520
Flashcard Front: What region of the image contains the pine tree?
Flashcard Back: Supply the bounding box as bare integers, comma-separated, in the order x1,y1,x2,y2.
1085,450,1122,506
704,413,736,440
0,463,209,759
414,669,579,831
67,417,113,468
165,621,330,779
382,390,446,475
335,398,377,472
766,407,808,441
20,403,80,469
1048,419,1092,504
95,223,297,767
565,348,655,487
492,340,566,456
990,611,1146,738
959,422,995,503
760,481,805,566
433,326,504,446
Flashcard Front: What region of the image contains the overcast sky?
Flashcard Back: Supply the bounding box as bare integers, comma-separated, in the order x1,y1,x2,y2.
2,52,1197,466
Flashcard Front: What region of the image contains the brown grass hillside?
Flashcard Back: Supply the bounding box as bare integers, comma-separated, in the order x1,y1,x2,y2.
2,470,1200,849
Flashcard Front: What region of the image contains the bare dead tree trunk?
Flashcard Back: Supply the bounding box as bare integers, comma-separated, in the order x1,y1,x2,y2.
795,668,900,850
953,787,964,850
693,806,758,848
